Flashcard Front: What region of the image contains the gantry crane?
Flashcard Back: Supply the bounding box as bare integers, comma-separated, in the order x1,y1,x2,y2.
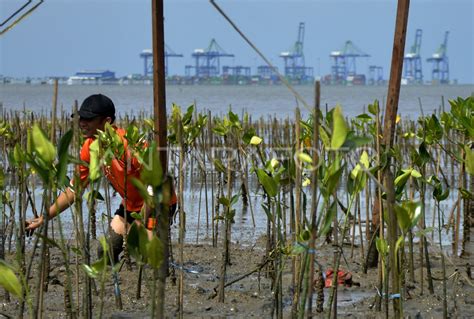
279,22,314,82
427,31,449,84
330,41,370,84
368,65,384,85
185,39,234,79
403,29,423,84
139,45,183,77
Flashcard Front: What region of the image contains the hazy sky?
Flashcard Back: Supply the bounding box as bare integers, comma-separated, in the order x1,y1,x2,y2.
1,0,473,83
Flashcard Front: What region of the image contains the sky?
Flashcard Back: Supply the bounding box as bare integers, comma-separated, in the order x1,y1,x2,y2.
1,0,473,84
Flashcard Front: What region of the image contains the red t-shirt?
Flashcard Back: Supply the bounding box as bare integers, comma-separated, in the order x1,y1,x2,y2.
75,126,176,212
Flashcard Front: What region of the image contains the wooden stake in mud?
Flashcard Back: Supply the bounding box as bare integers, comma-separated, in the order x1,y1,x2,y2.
151,0,169,318
382,0,410,316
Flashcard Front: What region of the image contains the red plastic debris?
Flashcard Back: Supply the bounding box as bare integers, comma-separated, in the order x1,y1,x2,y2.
324,268,353,288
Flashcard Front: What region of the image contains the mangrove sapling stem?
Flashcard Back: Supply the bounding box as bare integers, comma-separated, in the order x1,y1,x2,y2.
357,194,365,259
218,140,233,303
196,167,204,244
0,192,7,303
208,111,216,244
136,264,143,299
51,189,76,318
103,179,123,309
351,196,359,259
408,171,416,283
385,169,402,317
298,251,311,319
375,103,384,312
454,139,465,256
420,172,435,295
291,108,302,316
17,160,29,318
307,81,321,316
178,116,185,317
202,134,210,233
327,193,358,319
35,182,52,319
436,201,448,319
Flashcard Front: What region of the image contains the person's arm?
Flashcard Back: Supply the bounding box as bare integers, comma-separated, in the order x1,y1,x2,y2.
25,187,76,231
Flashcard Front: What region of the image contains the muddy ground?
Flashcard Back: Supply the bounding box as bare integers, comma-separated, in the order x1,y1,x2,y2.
1,234,473,318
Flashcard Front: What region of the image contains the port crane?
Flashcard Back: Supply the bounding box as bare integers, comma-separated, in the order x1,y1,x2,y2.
330,40,370,84
403,29,423,83
427,31,449,84
279,22,313,82
139,45,183,77
368,65,384,85
185,39,234,78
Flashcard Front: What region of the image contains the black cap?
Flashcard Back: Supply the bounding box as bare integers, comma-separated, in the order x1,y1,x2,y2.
77,94,116,120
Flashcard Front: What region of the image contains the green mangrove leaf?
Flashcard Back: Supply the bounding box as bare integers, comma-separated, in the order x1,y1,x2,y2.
127,222,145,261
0,260,22,299
298,229,311,242
249,136,263,146
395,235,405,253
130,212,143,221
410,169,422,178
147,235,164,269
291,242,307,255
418,142,431,165
183,104,194,126
331,105,348,150
140,143,163,187
26,156,50,184
344,135,373,149
218,197,230,207
297,151,313,164
256,168,278,197
460,188,474,200
125,125,140,145
0,167,4,190
302,177,311,187
394,169,411,187
415,227,434,238
13,144,25,165
56,130,73,187
270,158,280,170
130,178,153,207
137,224,149,259
31,124,56,166
326,165,344,196
213,159,226,174
464,145,474,175
88,139,101,181
368,101,380,116
319,126,330,148
394,204,411,233
261,203,272,220
91,256,107,274
356,113,372,121
405,201,422,228
81,264,99,279
230,194,239,207
228,111,240,127
375,237,388,256
242,128,256,144
319,200,337,237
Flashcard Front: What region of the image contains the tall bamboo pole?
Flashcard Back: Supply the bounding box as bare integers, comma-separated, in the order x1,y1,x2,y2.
382,0,411,316
151,0,168,317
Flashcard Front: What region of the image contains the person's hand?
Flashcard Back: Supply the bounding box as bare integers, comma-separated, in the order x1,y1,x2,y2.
25,215,44,236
